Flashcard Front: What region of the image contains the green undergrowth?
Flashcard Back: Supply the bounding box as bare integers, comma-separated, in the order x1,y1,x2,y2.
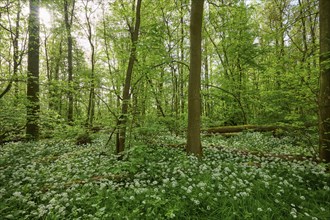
0,134,329,219
203,132,318,157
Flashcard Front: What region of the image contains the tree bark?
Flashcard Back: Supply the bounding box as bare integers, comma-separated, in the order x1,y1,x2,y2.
84,1,96,128
26,0,40,141
203,125,282,134
319,0,330,163
116,0,142,156
64,0,75,124
179,0,185,115
0,0,21,99
186,0,204,157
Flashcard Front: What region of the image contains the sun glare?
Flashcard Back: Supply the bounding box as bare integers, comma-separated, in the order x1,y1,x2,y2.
39,7,52,28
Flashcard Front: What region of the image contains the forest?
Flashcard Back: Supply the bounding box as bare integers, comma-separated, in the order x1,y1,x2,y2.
1,0,330,219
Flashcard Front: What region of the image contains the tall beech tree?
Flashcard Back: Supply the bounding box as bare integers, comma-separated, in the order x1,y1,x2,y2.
64,0,75,124
319,0,330,162
116,0,142,155
186,0,204,157
26,0,40,140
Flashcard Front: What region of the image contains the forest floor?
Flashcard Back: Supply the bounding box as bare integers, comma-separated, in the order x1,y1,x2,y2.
0,132,329,219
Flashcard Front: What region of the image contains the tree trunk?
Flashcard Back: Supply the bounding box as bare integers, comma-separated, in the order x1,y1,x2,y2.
179,0,185,115
84,1,96,128
319,0,330,163
26,0,40,141
186,0,204,157
50,40,63,112
116,0,142,156
0,1,21,100
204,38,210,117
64,0,75,124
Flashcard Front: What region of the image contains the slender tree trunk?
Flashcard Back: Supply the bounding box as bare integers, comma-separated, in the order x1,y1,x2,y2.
116,0,142,156
0,1,21,100
186,0,204,157
51,40,63,112
13,2,21,99
84,1,95,128
64,0,75,124
157,70,165,116
146,75,165,117
26,0,40,141
319,0,330,163
179,0,185,115
44,34,50,92
204,38,210,117
86,45,95,127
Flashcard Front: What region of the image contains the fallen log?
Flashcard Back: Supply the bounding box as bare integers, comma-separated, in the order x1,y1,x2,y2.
202,125,283,134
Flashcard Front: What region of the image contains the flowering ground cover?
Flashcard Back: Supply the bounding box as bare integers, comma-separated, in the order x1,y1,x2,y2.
0,133,329,219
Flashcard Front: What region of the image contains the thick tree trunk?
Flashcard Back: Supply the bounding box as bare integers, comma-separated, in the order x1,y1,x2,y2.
186,0,204,157
116,0,142,156
26,0,40,141
319,0,330,163
64,0,75,124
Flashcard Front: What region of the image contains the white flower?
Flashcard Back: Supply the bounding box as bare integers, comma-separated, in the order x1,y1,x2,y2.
257,208,263,212
49,198,56,204
100,183,106,189
193,199,200,205
240,192,248,197
27,201,36,207
171,181,178,187
224,167,231,173
290,211,297,218
13,191,22,197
